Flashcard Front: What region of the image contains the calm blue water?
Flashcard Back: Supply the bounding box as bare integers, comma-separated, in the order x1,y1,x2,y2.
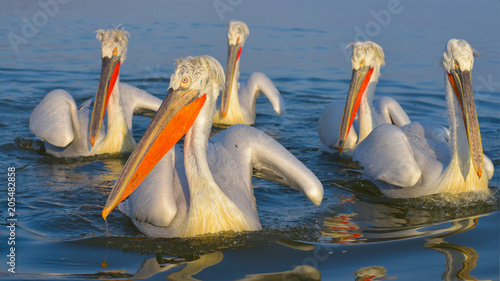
1,1,499,280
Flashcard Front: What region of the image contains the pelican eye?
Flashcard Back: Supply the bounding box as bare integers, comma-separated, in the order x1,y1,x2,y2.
360,59,365,67
112,48,118,56
454,60,459,70
181,77,191,88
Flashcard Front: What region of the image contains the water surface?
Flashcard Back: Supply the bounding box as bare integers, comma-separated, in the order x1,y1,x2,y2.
1,1,499,280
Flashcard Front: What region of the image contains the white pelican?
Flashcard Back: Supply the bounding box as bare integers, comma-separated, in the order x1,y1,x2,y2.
30,28,162,157
213,20,285,127
353,39,494,198
102,56,323,237
318,41,411,155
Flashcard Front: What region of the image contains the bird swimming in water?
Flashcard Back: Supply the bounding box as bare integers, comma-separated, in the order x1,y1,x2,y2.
102,55,323,237
30,27,162,157
213,20,285,127
353,39,494,198
318,41,410,155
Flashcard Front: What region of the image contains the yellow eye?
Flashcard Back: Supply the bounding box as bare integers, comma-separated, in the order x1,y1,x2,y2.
181,77,190,87
454,60,459,69
360,59,365,67
112,48,118,56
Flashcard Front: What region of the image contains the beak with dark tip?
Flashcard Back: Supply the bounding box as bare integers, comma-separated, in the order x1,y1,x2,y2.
89,55,121,146
221,42,243,117
338,66,374,152
448,68,484,178
102,87,206,218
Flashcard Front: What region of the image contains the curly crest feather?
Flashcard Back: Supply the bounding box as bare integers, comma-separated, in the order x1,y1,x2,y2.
442,39,478,72
227,20,250,45
347,41,385,70
170,56,224,92
96,26,130,61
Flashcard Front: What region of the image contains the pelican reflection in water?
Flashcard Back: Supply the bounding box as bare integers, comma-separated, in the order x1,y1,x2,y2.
131,252,321,281
425,216,484,281
320,194,491,280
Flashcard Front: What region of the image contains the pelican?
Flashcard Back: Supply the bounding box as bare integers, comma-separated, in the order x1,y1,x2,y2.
353,39,494,198
318,41,411,155
30,28,162,157
213,20,285,127
102,56,323,237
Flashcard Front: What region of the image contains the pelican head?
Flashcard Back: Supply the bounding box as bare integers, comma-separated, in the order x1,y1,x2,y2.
349,41,385,71
227,20,250,46
220,20,250,117
89,27,130,146
338,41,385,152
170,56,224,96
442,39,476,73
442,39,483,178
103,56,224,218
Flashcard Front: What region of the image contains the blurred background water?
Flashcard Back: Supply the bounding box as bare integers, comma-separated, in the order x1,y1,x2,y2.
0,0,499,280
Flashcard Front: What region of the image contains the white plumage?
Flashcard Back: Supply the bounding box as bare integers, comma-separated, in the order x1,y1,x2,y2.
30,28,162,157
318,41,410,155
213,20,285,126
103,56,323,237
353,39,493,198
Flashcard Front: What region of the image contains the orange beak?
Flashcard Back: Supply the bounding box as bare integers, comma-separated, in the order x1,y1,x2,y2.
89,56,121,146
102,88,206,218
338,66,374,152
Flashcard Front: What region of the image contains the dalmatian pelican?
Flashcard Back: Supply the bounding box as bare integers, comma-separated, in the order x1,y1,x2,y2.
213,20,285,127
318,41,411,155
102,55,323,237
353,39,494,198
30,28,162,157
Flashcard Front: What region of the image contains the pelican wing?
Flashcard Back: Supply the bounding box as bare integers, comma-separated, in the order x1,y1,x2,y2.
208,125,323,207
400,120,451,165
373,96,411,127
120,83,163,129
318,101,358,151
241,72,285,116
353,123,422,188
30,89,79,147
